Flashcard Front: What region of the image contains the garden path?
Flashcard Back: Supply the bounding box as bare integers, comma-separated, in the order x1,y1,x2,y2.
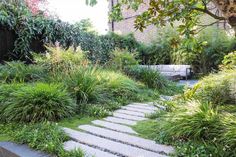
63,102,174,157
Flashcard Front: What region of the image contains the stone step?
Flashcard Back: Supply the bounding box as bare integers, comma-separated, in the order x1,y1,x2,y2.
64,141,118,157
113,112,147,121
92,120,138,134
63,128,167,157
104,117,137,126
127,104,158,111
121,106,155,114
79,125,174,155
0,142,50,157
115,109,146,117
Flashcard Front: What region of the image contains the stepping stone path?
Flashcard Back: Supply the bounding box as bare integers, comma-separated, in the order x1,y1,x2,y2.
63,102,175,157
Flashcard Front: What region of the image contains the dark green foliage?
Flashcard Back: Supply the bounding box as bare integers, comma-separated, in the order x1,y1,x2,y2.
124,65,169,89
0,61,48,83
108,49,138,70
140,27,179,65
0,83,75,123
0,0,142,63
0,83,23,104
192,27,235,73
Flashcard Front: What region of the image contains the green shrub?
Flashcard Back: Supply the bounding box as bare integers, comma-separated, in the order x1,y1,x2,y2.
185,70,236,105
11,122,84,157
140,27,180,65
0,61,48,83
35,46,89,74
221,51,236,70
1,83,75,123
108,49,138,70
192,27,234,73
124,65,169,89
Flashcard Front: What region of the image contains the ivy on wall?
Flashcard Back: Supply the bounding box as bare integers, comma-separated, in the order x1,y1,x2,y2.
0,1,141,63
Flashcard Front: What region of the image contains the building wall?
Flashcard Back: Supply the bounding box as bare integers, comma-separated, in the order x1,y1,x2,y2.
108,0,158,43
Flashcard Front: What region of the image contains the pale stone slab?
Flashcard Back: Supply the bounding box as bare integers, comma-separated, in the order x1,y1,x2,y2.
79,125,175,155
113,112,147,121
0,142,50,157
63,128,167,157
122,106,155,114
115,109,146,117
104,117,137,126
127,104,158,111
92,120,137,134
131,103,154,107
64,141,118,157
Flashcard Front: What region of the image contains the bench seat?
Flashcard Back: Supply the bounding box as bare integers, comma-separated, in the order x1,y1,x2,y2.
140,65,192,79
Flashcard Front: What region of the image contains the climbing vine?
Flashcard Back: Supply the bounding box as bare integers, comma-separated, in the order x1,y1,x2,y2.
0,1,79,60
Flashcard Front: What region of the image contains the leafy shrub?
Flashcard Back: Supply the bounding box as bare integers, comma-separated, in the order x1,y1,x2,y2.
140,27,180,65
1,83,75,123
221,51,236,70
108,49,138,70
124,65,169,89
185,70,236,105
0,61,48,83
192,27,235,73
11,122,84,157
35,46,88,73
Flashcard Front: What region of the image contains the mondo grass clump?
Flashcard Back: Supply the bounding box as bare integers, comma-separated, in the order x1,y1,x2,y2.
0,61,48,83
124,65,169,89
0,83,76,123
152,100,236,156
64,67,102,103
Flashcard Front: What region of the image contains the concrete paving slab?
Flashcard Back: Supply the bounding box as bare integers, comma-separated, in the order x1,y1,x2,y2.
63,128,167,157
79,125,175,155
64,141,118,157
104,117,137,126
115,109,145,117
113,112,147,121
121,106,155,114
92,120,137,134
127,104,158,111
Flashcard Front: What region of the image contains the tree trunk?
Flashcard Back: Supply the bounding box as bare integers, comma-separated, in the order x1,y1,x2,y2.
212,0,236,36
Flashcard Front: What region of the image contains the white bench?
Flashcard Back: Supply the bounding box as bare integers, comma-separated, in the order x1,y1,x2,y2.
140,65,192,80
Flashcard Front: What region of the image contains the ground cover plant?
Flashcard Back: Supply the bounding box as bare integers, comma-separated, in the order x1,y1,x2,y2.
0,122,84,157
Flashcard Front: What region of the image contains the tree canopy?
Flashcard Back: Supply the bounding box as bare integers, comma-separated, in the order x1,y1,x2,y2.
88,0,236,36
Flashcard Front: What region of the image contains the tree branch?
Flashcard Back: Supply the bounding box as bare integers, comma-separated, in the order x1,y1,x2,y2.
193,7,226,21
